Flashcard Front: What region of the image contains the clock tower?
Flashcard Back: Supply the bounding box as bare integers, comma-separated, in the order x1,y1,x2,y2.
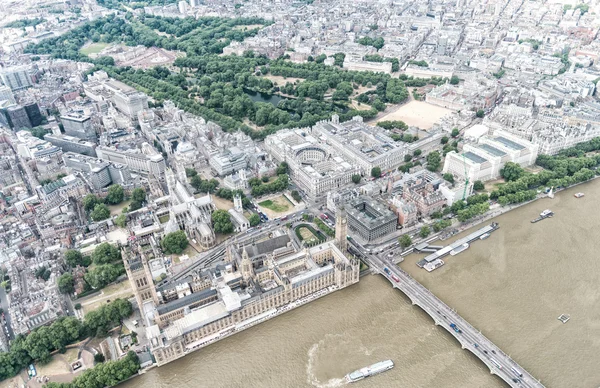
335,205,348,253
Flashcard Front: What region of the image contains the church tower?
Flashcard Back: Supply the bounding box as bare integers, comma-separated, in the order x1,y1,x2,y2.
335,205,348,253
165,168,179,205
241,247,254,283
233,194,243,213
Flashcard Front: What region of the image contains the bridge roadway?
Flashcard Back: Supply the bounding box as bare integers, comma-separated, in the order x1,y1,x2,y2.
366,255,545,388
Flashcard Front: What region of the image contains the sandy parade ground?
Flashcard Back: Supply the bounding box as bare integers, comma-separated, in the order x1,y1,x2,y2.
376,100,452,130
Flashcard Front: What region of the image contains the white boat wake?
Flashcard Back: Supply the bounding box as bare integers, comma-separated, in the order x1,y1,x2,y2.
306,342,347,388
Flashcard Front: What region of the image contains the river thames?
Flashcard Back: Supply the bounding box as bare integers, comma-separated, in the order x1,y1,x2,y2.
121,179,600,388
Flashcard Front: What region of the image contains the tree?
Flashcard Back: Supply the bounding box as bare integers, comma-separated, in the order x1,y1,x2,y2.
261,175,270,182
129,187,146,211
131,188,146,203
351,174,361,184
35,267,51,281
64,250,83,267
105,185,124,205
83,194,101,212
84,299,133,337
371,167,382,178
476,109,485,118
249,213,260,227
29,127,49,140
46,351,140,388
473,180,485,191
404,154,413,163
84,264,122,289
57,273,74,294
291,190,302,202
451,128,460,138
185,168,198,177
443,173,455,184
161,231,189,255
500,162,525,182
92,243,120,265
115,214,127,228
450,75,460,85
441,136,449,144
426,151,441,172
94,353,105,363
419,226,431,238
413,149,422,157
74,303,81,310
399,234,412,248
212,210,234,234
276,162,289,175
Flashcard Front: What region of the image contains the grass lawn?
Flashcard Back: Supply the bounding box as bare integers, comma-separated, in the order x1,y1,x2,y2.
158,214,170,223
298,227,319,244
80,281,133,315
259,197,290,213
80,42,109,55
174,244,198,261
108,200,131,216
212,196,234,211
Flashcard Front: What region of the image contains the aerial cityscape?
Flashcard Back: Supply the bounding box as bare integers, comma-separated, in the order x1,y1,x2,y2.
0,0,598,387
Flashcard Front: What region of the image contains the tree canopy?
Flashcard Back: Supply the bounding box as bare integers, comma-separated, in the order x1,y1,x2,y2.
92,243,121,265
90,204,110,222
105,185,124,205
161,231,189,255
399,234,412,248
212,210,234,234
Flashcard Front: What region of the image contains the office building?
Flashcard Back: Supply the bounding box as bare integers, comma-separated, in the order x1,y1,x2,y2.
96,145,166,177
103,79,149,119
61,114,96,142
44,133,97,157
264,127,361,199
312,115,408,175
346,196,398,242
209,148,247,176
0,86,15,105
0,65,33,91
62,152,132,190
6,105,31,130
24,103,43,127
443,130,539,182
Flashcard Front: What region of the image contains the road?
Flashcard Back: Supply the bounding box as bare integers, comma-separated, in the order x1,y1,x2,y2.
0,287,14,342
366,254,545,388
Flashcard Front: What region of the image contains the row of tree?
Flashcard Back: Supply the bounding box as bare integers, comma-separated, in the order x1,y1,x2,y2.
45,351,140,388
249,174,289,197
60,244,124,292
0,299,132,380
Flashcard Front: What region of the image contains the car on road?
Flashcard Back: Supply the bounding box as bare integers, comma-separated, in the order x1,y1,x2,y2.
391,274,400,282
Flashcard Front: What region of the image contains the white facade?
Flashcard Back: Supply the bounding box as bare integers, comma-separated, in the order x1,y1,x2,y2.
96,146,166,177
443,130,539,182
264,127,360,198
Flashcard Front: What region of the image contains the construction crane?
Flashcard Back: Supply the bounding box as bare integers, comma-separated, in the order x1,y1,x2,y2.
462,153,469,201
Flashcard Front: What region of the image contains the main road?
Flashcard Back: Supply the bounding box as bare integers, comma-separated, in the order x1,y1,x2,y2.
366,254,545,388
